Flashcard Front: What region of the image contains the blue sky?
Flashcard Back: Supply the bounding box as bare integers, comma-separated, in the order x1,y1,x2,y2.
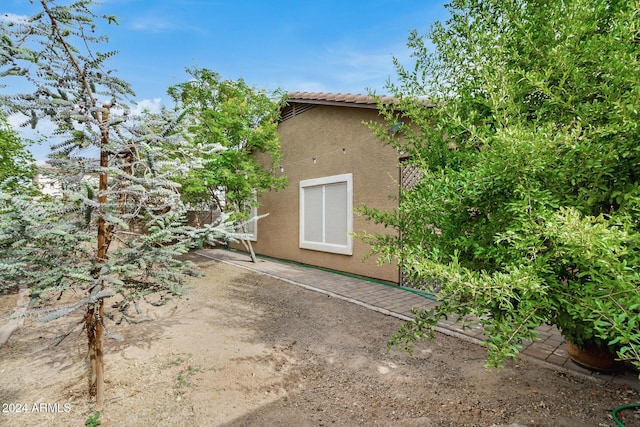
3,0,449,160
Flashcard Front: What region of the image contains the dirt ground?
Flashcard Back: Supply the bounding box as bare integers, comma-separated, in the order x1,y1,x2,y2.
1,253,639,427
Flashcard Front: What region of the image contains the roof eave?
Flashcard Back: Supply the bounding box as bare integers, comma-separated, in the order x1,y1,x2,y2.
285,98,380,110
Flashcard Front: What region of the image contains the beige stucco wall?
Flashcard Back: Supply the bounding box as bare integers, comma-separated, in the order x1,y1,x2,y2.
245,104,400,283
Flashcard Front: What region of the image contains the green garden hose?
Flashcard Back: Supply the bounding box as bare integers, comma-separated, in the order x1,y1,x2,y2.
612,403,640,427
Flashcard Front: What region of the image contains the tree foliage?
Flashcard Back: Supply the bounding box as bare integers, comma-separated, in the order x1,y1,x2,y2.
362,0,640,371
0,112,36,193
0,0,241,404
167,68,287,261
168,68,287,216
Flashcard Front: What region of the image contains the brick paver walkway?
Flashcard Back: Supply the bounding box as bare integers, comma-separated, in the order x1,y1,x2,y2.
196,248,639,389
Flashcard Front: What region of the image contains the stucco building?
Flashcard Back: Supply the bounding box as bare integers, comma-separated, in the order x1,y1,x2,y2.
244,92,402,284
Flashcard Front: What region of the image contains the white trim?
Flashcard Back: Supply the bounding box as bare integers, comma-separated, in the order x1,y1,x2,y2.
299,173,353,255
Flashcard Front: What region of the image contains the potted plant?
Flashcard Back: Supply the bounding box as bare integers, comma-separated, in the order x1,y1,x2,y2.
359,0,640,374
559,320,625,373
537,209,636,373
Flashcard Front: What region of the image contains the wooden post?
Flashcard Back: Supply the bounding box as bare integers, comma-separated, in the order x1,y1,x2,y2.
240,235,257,263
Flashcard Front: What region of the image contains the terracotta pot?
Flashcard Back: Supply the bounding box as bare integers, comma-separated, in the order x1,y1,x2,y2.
566,341,625,373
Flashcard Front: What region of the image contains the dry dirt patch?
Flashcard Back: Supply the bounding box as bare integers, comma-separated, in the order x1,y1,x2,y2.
0,254,639,426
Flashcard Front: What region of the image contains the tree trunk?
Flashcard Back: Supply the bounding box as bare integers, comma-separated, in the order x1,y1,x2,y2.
86,305,97,397
86,299,105,405
95,300,105,404
39,2,112,406
90,105,110,407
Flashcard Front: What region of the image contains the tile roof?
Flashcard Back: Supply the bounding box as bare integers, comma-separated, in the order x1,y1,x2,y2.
287,91,396,108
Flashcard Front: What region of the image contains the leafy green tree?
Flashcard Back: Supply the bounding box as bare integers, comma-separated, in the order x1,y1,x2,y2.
168,68,287,260
362,0,640,371
0,1,239,406
0,112,36,193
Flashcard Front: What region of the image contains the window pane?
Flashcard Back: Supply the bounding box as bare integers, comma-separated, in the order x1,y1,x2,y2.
303,185,323,242
324,182,347,245
299,173,352,255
